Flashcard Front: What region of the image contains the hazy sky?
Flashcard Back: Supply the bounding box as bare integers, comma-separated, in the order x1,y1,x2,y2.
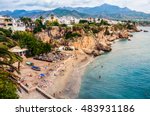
0,0,150,13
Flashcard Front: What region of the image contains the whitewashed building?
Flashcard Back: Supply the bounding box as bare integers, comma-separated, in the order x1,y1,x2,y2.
11,19,26,31
59,16,80,25
0,15,25,31
0,15,13,29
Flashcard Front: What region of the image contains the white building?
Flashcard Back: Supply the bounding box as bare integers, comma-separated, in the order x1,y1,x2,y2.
101,18,121,25
58,16,80,25
11,19,26,31
0,15,13,29
0,15,25,31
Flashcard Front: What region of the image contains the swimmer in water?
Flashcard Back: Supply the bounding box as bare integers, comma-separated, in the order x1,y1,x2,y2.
99,75,101,79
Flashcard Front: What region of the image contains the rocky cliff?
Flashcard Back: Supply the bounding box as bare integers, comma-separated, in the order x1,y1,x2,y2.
35,24,138,57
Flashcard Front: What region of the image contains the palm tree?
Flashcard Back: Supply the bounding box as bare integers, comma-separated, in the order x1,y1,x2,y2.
0,28,23,98
4,18,12,22
20,17,33,29
0,47,23,81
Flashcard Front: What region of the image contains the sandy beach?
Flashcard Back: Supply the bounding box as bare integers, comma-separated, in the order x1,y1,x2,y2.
60,53,94,98
17,50,94,99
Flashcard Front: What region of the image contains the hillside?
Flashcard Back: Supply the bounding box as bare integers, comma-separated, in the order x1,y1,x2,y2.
0,9,89,18
0,4,150,20
64,3,150,20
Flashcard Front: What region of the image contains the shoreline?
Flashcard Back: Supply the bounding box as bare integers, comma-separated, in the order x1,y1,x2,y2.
18,27,141,99
18,51,94,99
18,39,133,99
60,55,94,99
59,30,140,99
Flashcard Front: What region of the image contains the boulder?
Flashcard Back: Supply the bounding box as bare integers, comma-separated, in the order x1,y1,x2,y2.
92,50,101,57
96,43,112,52
118,31,129,39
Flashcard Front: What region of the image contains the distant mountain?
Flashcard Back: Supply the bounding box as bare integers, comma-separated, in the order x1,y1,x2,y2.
63,3,150,20
0,10,46,18
0,3,150,20
50,8,89,18
0,8,89,18
64,4,131,15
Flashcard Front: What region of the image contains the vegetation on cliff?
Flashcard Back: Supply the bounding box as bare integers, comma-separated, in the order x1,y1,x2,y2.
12,31,51,56
33,18,138,56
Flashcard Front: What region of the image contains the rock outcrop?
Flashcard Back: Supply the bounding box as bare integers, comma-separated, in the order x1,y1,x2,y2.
35,31,52,43
35,25,137,57
72,30,112,56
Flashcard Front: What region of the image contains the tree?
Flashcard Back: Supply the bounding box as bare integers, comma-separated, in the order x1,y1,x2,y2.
33,18,46,33
45,20,59,29
0,47,22,99
0,28,12,37
0,33,17,48
65,32,81,40
20,17,33,29
0,47,22,73
12,31,51,56
79,20,89,24
0,74,19,99
100,19,110,26
0,28,23,99
4,18,12,22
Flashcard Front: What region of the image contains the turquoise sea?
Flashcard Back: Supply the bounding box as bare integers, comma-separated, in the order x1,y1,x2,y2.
79,27,150,99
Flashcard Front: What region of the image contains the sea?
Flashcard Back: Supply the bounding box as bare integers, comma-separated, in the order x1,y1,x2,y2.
78,27,150,99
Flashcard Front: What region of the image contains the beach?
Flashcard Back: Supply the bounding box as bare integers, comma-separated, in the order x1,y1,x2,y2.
15,22,142,99
17,31,139,99
17,50,94,99
61,53,94,98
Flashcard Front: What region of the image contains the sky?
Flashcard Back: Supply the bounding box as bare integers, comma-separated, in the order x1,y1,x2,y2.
0,0,150,13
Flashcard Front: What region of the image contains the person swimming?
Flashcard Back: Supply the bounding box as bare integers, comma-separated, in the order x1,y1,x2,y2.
99,75,101,79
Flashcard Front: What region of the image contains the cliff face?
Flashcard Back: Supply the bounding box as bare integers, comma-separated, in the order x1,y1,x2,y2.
35,31,52,43
72,30,112,56
35,25,135,56
35,26,66,43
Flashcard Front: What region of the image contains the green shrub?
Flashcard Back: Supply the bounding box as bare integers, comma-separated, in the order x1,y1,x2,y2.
0,74,18,99
91,27,100,34
12,31,51,56
99,19,110,26
65,32,81,40
33,18,46,33
79,20,89,24
0,28,12,37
